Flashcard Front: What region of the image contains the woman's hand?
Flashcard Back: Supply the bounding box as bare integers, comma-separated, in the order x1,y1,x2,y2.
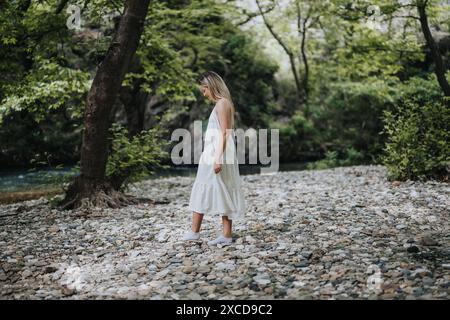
214,162,222,174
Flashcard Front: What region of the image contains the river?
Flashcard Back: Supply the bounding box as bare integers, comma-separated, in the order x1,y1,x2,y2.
0,162,309,193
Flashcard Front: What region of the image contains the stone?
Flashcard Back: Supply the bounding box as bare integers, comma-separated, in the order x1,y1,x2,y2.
186,292,202,300
407,246,420,254
128,273,139,281
230,289,244,296
216,261,235,271
21,270,33,278
44,266,58,274
413,268,432,278
253,274,271,286
61,286,76,297
182,266,194,274
0,165,447,300
197,266,211,274
299,251,313,260
182,259,193,267
420,235,439,246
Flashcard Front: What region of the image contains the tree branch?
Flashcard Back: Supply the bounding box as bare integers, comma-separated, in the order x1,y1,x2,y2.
55,0,69,14
256,0,302,100
417,2,450,97
236,3,275,26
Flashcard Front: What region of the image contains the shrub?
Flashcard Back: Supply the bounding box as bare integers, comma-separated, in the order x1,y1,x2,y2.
306,147,365,170
381,98,449,181
106,122,170,190
310,79,397,163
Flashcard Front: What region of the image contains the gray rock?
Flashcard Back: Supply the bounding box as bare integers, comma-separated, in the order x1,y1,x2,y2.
407,246,420,254
0,165,448,300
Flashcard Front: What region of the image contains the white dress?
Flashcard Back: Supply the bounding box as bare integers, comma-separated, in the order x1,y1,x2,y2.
188,105,246,220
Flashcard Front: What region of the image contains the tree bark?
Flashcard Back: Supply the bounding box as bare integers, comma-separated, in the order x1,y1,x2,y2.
300,25,309,100
296,0,311,111
256,0,304,104
417,1,450,98
55,0,69,14
59,0,151,210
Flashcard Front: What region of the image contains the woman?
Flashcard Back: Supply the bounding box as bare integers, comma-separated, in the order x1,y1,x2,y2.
182,71,246,246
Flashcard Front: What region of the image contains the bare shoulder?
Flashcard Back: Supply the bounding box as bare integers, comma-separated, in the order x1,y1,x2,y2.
215,98,232,114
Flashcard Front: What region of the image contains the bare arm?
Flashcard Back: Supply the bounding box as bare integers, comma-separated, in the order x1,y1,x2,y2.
214,99,232,166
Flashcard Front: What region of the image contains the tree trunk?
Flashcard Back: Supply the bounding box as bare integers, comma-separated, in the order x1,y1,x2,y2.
300,18,309,103
296,0,310,107
417,2,450,98
107,57,148,191
59,0,151,210
287,53,304,103
256,0,305,105
55,0,69,14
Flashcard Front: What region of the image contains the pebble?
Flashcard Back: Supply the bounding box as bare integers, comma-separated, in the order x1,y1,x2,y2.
407,246,420,253
0,165,448,300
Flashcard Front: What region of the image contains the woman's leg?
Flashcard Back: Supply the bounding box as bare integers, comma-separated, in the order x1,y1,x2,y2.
222,215,232,238
191,212,204,232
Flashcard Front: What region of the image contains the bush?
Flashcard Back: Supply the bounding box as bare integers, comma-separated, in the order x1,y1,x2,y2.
310,79,397,164
306,150,339,170
106,122,170,190
381,98,449,181
306,147,365,170
269,111,319,162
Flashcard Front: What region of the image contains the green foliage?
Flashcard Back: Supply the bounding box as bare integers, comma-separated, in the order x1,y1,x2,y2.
128,31,197,103
310,79,397,163
0,58,90,123
253,0,435,165
0,0,448,187
106,122,170,189
307,150,339,170
125,1,200,103
311,0,424,83
0,108,83,168
382,98,449,181
391,74,445,105
306,147,365,170
0,1,91,168
269,111,318,161
214,32,279,127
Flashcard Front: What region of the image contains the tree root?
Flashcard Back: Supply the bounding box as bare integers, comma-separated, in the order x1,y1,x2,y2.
58,176,139,210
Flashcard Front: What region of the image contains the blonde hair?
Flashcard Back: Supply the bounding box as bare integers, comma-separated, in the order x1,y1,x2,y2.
199,71,236,129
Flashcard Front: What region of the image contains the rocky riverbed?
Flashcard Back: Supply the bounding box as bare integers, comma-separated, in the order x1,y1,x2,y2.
0,165,449,299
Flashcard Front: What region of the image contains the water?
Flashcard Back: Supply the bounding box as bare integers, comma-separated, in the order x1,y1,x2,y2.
0,166,78,193
0,162,309,193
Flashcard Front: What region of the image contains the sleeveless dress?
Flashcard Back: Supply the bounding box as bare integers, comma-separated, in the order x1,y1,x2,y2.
188,105,246,220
